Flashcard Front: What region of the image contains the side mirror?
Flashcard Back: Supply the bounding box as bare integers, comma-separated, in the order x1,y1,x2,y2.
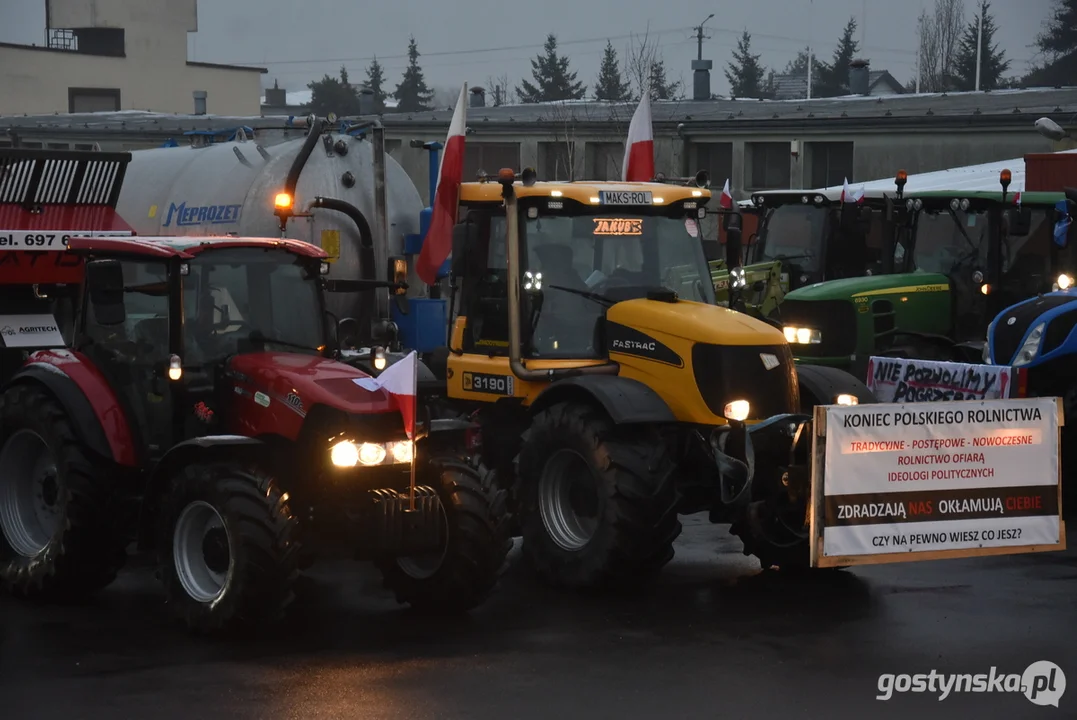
337,317,361,349
1065,187,1077,209
451,221,478,277
85,259,126,326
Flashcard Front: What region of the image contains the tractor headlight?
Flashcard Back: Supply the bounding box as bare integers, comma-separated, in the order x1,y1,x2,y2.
835,393,858,406
1012,322,1045,366
389,440,413,464
358,442,387,466
783,326,822,344
729,266,746,290
1056,273,1073,291
723,399,750,422
331,440,360,467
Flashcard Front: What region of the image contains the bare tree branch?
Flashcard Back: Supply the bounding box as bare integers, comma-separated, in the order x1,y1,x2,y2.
915,0,966,92
484,74,515,106
624,24,659,100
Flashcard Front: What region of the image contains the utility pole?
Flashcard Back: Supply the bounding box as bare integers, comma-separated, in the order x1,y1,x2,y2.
915,0,924,94
974,7,983,91
694,13,714,61
807,0,814,100
862,0,867,48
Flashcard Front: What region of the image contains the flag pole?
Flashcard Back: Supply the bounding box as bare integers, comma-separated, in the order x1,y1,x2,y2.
409,351,418,511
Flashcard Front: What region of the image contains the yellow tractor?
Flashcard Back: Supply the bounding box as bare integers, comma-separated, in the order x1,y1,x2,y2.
442,168,873,588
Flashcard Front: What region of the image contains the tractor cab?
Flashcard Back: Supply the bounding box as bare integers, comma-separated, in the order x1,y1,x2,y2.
447,171,715,363
746,187,893,292
65,235,365,459
897,184,1077,344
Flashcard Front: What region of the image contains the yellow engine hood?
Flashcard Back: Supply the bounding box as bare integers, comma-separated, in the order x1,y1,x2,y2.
606,298,786,347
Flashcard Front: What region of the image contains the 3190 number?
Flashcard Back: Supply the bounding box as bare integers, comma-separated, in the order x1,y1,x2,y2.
463,372,515,396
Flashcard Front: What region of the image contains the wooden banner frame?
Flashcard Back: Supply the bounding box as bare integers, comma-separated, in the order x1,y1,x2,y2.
809,398,1067,569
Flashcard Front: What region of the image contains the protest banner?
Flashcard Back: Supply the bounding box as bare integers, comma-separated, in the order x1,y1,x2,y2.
866,356,1018,403
808,397,1066,568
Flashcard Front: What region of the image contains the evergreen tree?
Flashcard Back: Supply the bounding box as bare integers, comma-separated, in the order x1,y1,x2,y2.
1037,0,1077,58
814,17,860,97
953,2,1011,91
306,65,361,116
724,31,767,97
365,55,388,111
648,58,682,100
594,40,632,101
517,34,586,102
393,37,434,112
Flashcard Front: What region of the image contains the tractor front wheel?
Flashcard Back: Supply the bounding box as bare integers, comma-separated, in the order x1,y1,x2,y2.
158,462,299,633
0,384,127,599
516,401,681,589
377,454,512,612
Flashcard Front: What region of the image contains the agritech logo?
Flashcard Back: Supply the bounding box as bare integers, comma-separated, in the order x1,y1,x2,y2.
877,661,1065,706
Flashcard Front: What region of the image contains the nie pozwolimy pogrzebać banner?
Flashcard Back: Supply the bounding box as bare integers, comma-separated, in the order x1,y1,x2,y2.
822,398,1061,558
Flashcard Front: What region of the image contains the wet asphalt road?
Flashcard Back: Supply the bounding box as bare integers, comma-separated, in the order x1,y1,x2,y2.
2,516,1075,720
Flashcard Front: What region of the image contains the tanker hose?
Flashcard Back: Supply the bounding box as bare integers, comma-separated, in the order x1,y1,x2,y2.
308,197,375,282
276,116,328,229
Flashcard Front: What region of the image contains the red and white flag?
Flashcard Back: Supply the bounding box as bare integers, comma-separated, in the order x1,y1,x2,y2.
841,177,865,204
621,90,654,182
416,84,467,285
1014,191,1022,206
354,350,418,439
719,178,734,209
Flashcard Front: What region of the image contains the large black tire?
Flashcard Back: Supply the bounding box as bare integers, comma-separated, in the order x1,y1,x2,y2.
378,454,512,612
157,462,299,633
516,401,681,589
0,384,127,599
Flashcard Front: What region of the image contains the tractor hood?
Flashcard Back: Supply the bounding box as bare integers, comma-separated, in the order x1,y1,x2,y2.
784,271,950,301
228,352,395,416
607,297,786,346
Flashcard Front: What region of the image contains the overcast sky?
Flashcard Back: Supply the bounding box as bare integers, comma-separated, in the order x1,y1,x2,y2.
1,0,1056,99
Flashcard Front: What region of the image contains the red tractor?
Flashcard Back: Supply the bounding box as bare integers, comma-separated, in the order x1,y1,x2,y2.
0,148,510,632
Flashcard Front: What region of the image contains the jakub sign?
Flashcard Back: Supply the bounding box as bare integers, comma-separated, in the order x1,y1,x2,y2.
808,397,1065,567
866,356,1015,402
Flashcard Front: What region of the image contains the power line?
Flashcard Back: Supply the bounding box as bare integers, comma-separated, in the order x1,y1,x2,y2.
217,25,697,68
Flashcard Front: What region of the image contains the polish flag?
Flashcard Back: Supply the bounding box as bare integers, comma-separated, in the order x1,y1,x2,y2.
841,177,865,204
416,84,467,285
353,350,418,439
719,178,734,209
621,90,654,182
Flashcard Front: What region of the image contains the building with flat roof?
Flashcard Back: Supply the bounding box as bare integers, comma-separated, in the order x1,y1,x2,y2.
2,86,1075,204
0,0,266,116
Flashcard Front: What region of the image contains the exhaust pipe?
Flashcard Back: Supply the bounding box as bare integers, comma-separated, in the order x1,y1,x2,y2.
500,173,618,381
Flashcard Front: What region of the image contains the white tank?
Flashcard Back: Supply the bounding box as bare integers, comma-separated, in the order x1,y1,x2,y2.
115,132,424,320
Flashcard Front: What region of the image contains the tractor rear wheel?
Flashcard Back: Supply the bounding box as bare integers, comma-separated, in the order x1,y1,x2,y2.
378,454,512,612
0,384,127,599
516,401,681,589
158,462,299,633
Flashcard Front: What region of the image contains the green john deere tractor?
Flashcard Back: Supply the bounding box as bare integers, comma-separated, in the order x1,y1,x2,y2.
778,176,1077,380
710,185,905,321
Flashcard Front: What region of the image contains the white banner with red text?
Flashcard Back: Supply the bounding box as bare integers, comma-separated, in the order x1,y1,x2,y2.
865,356,1017,402
817,397,1062,561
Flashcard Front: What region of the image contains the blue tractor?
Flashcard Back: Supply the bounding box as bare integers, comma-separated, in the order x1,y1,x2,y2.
984,187,1077,505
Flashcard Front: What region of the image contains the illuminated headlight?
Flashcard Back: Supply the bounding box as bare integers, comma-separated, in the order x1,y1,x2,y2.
1012,322,1045,366
723,399,750,422
835,393,858,406
331,440,360,467
358,442,387,465
320,261,330,275
524,270,543,291
729,266,746,289
1056,273,1073,290
389,440,413,464
783,326,822,344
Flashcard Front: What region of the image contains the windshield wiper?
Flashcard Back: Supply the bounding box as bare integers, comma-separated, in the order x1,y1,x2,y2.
547,284,615,306
247,331,322,353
